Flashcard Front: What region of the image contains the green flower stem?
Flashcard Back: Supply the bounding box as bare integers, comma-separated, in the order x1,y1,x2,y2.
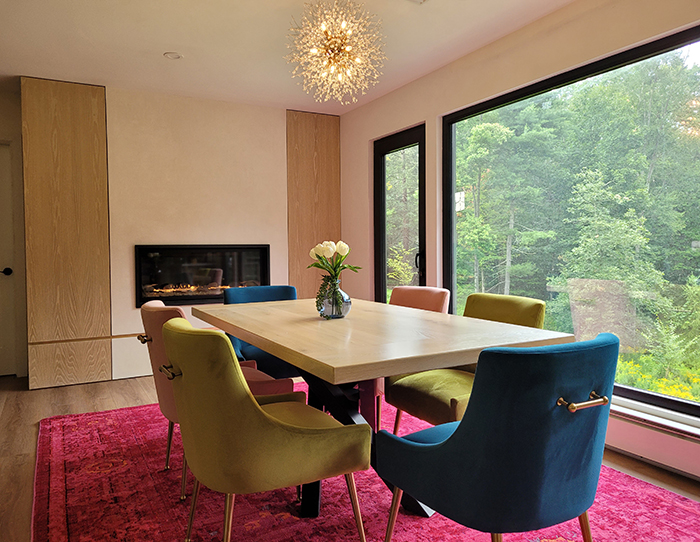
308,249,361,319
316,276,344,318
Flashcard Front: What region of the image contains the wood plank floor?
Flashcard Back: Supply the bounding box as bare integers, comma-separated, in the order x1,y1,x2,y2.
0,375,157,542
1,374,699,542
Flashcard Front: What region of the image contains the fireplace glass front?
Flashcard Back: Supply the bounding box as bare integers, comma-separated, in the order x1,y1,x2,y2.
135,244,270,307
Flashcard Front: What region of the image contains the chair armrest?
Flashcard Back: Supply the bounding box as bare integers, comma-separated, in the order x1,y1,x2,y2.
255,391,307,406
375,423,459,496
240,360,257,369
248,377,295,396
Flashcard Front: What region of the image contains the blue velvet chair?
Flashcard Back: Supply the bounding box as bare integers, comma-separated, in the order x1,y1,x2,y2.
224,285,300,378
376,333,619,542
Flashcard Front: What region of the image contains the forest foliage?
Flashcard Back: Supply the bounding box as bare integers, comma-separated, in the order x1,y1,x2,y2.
385,45,700,403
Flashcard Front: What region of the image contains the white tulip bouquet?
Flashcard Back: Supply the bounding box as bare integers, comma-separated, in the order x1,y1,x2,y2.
308,240,361,318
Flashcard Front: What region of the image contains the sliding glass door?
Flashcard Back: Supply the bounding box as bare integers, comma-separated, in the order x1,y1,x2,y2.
374,125,426,303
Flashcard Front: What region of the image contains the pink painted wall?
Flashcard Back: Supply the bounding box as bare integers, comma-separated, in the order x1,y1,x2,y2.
106,88,289,377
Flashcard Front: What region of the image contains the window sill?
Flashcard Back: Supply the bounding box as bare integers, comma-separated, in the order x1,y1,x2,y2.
610,395,700,443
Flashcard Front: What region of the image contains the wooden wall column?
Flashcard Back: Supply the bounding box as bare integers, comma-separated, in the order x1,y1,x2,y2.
21,77,111,389
286,110,341,299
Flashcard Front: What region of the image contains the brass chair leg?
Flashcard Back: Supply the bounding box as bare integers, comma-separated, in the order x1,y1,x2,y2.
491,534,503,542
579,510,593,542
392,410,403,435
376,395,383,430
165,421,175,470
344,473,367,542
184,478,200,542
180,455,188,501
385,486,403,542
223,493,236,542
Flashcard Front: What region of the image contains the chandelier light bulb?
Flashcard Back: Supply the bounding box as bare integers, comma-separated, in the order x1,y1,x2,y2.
286,0,386,104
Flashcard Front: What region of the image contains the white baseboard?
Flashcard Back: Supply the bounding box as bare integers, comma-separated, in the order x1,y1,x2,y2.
606,400,700,481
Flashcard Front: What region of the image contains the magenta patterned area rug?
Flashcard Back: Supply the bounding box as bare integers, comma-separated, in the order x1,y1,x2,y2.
33,387,700,542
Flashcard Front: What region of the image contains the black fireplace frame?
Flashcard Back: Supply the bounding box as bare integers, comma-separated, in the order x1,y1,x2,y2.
135,244,270,307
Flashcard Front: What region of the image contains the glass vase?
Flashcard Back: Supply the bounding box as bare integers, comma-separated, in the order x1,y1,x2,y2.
318,280,352,319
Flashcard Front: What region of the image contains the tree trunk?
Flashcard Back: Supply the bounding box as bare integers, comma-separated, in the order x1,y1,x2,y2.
474,254,479,292
504,207,515,295
473,169,483,292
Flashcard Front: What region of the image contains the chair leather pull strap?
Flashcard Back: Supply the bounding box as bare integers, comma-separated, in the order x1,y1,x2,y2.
137,334,152,344
159,364,182,380
557,391,608,413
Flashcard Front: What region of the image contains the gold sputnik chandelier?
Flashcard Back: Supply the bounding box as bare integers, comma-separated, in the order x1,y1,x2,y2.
287,0,386,105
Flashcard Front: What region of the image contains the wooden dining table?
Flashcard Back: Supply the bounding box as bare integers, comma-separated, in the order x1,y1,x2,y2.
193,298,574,427
192,297,575,517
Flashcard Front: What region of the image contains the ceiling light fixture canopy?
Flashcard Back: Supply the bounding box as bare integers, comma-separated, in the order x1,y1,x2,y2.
287,0,386,105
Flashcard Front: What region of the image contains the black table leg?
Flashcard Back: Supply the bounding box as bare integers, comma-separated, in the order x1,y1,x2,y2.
298,371,434,518
297,378,325,518
299,480,321,518
399,493,435,517
299,370,366,426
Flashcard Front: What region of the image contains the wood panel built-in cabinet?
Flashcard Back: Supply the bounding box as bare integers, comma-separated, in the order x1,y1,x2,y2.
21,77,111,389
286,110,341,299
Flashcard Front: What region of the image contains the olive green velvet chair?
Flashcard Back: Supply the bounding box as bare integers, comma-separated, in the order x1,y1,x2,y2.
161,317,372,542
385,293,546,433
375,286,451,430
138,300,296,501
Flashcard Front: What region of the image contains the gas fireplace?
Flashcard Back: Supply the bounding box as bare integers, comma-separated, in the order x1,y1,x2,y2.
135,244,270,307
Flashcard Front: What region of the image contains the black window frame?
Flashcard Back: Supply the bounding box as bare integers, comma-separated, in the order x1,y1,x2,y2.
374,124,427,302
441,24,700,418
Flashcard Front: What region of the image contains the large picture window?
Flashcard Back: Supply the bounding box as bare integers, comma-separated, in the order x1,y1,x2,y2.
443,26,700,415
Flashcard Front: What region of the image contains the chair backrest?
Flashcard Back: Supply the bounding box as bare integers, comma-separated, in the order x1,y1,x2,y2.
223,285,297,304
464,292,545,329
161,318,271,493
382,333,620,534
389,286,450,313
140,300,186,424
163,317,364,496
223,285,297,357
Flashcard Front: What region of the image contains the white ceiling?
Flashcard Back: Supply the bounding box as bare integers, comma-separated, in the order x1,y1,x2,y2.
0,0,578,115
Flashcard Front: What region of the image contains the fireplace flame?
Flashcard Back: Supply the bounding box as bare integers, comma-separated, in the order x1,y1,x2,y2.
142,281,260,299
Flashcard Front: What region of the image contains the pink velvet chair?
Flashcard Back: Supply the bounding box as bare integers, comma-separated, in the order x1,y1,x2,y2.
138,300,295,500
389,285,451,313
372,286,451,430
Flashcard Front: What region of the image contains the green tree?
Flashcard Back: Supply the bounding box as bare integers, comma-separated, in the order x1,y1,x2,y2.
385,145,419,286
562,170,666,304
387,245,416,286
449,44,700,404
454,122,512,294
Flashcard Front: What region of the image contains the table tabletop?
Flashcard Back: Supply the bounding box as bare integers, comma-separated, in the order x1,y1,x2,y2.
192,298,575,385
